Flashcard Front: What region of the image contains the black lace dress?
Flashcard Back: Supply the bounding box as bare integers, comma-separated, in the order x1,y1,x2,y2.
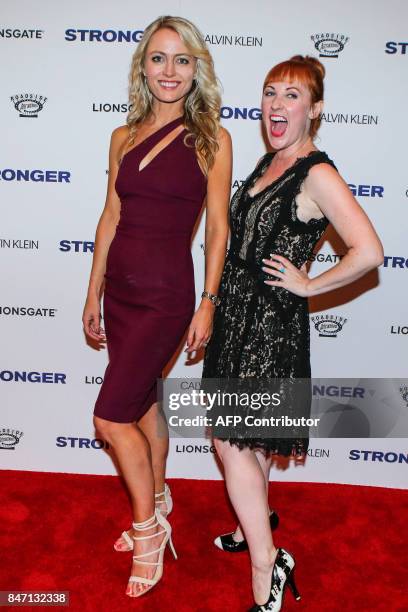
202,150,336,456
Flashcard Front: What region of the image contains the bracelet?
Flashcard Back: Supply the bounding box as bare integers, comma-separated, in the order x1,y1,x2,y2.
201,290,221,307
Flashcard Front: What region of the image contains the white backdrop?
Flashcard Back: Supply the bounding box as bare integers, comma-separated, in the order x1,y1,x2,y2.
1,0,407,488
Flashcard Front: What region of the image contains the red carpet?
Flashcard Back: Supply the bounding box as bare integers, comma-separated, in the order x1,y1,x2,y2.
1,471,407,611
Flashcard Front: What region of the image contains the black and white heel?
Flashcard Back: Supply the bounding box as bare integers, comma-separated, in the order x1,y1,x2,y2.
214,510,279,553
249,548,300,612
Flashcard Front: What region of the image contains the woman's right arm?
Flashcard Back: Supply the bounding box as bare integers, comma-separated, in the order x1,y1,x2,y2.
82,126,129,341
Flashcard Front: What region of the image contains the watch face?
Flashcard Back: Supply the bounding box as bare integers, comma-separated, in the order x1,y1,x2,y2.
202,291,220,306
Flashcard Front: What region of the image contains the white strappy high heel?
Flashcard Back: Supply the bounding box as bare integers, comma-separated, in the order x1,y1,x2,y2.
114,484,173,552
155,483,173,515
127,508,177,597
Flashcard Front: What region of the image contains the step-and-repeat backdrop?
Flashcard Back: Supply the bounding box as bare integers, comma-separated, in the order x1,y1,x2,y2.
1,0,407,488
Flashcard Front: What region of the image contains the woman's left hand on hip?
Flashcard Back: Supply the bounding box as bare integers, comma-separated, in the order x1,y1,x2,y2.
262,254,310,297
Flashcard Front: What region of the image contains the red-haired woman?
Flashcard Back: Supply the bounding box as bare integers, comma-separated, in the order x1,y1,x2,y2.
203,55,383,611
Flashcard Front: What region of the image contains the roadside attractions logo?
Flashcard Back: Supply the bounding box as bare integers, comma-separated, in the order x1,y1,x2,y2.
311,33,349,58
310,314,348,337
0,428,23,450
11,94,47,118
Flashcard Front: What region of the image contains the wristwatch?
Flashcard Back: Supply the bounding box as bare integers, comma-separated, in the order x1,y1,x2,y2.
201,290,221,307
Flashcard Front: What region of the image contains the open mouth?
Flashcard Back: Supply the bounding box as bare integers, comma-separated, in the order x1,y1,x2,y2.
158,80,180,90
270,115,288,137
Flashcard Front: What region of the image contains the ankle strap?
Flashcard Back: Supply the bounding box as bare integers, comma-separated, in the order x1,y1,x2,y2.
155,483,170,498
132,514,156,531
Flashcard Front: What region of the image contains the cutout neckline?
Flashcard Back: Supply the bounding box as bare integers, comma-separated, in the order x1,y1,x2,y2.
138,124,186,172
247,149,321,199
120,115,185,164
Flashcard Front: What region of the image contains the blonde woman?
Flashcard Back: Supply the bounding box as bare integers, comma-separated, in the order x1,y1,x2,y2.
82,16,231,597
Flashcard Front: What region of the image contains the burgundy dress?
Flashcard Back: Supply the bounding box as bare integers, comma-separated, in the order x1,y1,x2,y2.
94,116,207,423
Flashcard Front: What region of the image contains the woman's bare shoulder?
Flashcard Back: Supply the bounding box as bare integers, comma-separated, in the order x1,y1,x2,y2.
111,124,130,146
108,125,131,164
217,125,232,145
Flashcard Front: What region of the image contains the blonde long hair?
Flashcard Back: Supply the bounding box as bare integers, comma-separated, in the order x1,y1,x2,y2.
127,16,221,174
